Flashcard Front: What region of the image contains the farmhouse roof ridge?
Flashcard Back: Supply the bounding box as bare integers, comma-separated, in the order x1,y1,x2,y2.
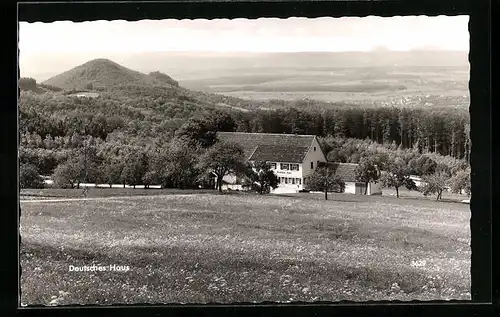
218,131,317,137
217,131,317,163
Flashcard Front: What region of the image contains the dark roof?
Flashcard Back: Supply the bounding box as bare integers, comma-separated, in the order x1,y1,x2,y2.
249,145,311,163
217,132,316,163
320,162,359,183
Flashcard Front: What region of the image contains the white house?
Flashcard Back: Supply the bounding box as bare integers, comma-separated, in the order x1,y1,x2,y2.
216,132,326,193
216,132,381,195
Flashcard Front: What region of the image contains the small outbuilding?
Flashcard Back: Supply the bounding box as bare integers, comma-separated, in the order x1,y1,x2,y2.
320,162,382,196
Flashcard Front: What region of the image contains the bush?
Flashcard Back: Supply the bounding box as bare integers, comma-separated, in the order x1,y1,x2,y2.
19,163,44,189
449,168,471,195
420,172,450,201
52,159,83,189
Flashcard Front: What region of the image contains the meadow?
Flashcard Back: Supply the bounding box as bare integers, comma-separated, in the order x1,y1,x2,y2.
20,191,471,305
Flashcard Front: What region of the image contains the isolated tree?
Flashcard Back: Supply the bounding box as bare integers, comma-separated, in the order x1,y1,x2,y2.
52,159,83,189
420,172,450,201
306,166,346,200
355,157,381,195
380,158,417,198
244,161,279,194
19,163,44,189
449,168,471,196
198,140,246,192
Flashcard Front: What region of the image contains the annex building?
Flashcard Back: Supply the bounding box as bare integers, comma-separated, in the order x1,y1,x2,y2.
216,132,382,195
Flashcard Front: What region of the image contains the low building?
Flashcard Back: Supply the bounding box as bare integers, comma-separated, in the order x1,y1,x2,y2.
216,132,327,193
320,162,382,195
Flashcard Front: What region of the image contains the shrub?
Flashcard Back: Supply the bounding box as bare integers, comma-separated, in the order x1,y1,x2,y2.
19,163,44,189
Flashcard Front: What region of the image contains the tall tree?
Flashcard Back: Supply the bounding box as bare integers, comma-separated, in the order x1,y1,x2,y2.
100,159,124,188
380,158,417,198
52,156,84,189
121,150,148,188
244,161,279,194
174,117,217,148
305,166,345,199
197,140,246,192
162,138,202,189
420,172,450,201
355,157,381,195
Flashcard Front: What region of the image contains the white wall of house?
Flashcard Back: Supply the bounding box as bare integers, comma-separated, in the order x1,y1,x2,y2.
272,162,304,191
367,182,382,195
301,137,328,179
344,182,356,194
344,181,382,195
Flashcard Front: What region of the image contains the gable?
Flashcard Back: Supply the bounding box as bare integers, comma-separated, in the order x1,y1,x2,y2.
302,137,327,163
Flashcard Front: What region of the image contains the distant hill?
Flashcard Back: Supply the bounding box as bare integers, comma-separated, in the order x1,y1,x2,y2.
31,58,264,116
42,58,179,91
118,50,469,79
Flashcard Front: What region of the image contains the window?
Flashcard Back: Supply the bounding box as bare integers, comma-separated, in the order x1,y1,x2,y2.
270,162,277,169
297,178,302,185
314,147,316,152
281,163,289,170
291,164,299,171
311,162,314,169
292,178,295,185
284,178,288,184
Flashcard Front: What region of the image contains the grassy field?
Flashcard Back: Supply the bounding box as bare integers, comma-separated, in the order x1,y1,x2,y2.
20,188,215,200
20,191,471,305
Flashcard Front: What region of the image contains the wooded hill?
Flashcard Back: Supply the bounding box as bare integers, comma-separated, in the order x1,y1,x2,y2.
19,58,470,194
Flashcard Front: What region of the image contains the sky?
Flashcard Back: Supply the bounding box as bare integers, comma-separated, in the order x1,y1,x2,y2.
18,16,469,78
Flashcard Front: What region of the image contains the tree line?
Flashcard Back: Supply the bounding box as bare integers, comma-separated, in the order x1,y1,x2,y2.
21,88,470,162
231,107,470,161
20,112,471,201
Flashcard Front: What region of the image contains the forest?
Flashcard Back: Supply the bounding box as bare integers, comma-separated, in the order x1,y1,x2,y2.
18,75,471,198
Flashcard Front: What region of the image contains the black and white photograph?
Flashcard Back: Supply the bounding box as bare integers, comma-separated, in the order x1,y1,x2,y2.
19,15,472,305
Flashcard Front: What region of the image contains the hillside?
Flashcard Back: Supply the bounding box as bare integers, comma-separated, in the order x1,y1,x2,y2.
42,58,180,91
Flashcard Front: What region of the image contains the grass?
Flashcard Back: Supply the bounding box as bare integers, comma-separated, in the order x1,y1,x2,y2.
20,188,216,199
20,191,471,305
